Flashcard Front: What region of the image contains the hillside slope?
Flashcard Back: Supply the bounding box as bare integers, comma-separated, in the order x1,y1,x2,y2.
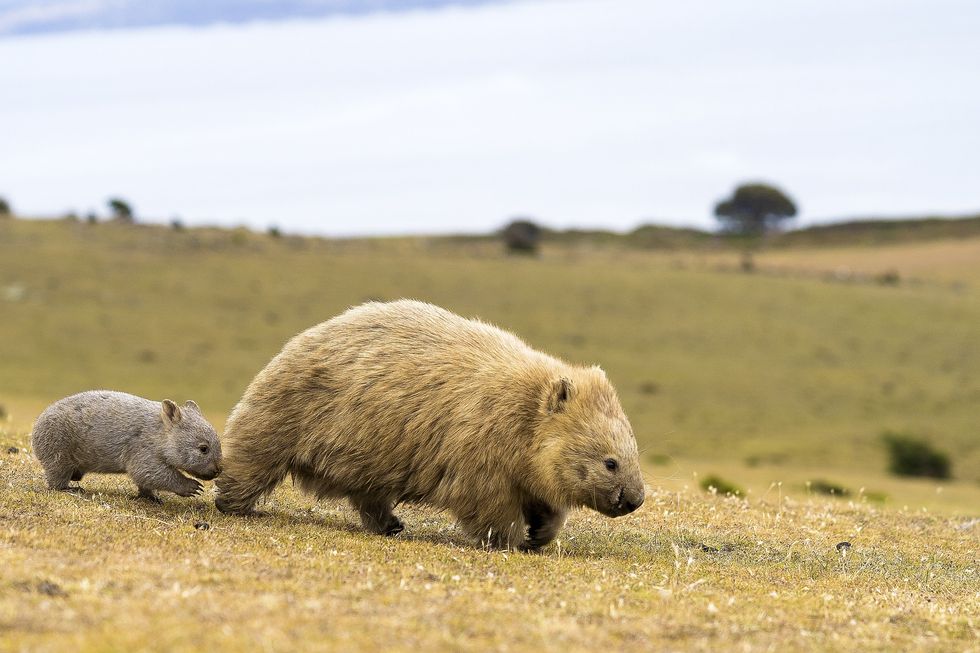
1,219,978,491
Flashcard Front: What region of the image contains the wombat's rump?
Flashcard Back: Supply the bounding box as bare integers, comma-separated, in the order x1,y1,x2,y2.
32,391,222,502
215,300,644,549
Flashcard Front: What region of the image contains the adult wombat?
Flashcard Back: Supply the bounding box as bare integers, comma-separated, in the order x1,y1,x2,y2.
215,300,645,550
32,391,222,502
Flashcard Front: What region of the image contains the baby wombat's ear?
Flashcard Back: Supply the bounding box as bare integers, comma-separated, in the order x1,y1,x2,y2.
545,377,574,414
161,399,182,426
183,400,201,414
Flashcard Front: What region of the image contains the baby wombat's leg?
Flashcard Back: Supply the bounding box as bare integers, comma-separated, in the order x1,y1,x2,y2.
519,502,568,552
34,437,77,491
37,450,78,492
129,462,203,500
350,495,404,536
42,463,75,492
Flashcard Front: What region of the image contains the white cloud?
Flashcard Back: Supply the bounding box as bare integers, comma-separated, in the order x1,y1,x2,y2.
0,0,978,235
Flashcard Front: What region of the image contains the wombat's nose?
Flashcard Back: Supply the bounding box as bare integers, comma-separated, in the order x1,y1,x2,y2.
618,487,644,514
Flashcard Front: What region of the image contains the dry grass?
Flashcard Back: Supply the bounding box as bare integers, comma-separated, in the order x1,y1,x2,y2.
1,219,979,651
1,434,977,653
754,238,980,285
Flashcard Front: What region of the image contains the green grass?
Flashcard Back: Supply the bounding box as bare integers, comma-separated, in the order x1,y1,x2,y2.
1,219,978,485
1,218,979,651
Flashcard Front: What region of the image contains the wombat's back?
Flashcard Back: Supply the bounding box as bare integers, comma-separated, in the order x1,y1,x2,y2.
32,391,159,486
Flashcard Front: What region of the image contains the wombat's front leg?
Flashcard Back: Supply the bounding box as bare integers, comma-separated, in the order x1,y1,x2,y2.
130,463,202,499
519,502,567,552
350,495,404,536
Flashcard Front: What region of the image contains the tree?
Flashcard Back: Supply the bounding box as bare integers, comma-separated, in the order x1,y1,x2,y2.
107,197,134,223
714,183,797,235
501,219,542,254
0,196,11,217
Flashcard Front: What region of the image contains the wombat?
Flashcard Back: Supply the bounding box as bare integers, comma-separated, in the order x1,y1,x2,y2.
215,300,645,550
31,391,222,502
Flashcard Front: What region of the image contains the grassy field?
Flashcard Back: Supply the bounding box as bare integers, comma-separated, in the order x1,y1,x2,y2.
1,218,978,651
1,442,977,652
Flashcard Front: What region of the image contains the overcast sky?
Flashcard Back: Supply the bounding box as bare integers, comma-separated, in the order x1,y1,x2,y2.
1,0,978,235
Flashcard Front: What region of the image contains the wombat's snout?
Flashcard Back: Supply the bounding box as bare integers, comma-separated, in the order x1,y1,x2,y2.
197,465,221,481
612,485,645,516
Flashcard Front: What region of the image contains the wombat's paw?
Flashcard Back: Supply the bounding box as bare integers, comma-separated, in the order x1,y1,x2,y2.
383,516,405,536
137,493,163,505
63,486,85,496
176,480,204,497
214,496,252,515
517,541,545,554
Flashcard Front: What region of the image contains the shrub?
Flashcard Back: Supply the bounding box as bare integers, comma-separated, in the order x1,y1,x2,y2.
267,226,282,238
501,219,541,254
876,269,901,286
107,197,134,223
0,196,11,216
171,218,185,232
807,479,850,497
882,432,951,479
700,474,743,496
638,381,659,395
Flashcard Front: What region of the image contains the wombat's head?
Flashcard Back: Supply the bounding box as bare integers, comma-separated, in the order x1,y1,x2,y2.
535,368,645,517
160,399,222,481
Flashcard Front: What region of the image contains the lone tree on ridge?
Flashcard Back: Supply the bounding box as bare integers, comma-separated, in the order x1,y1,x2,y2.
714,183,798,235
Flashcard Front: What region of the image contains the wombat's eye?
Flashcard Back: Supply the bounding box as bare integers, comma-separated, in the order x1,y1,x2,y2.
604,458,618,472
199,445,209,454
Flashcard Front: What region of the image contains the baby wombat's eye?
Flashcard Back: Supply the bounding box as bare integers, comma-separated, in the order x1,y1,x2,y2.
604,458,618,472
199,445,209,455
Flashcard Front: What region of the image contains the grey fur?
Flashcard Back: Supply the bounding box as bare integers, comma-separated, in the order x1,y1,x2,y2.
31,390,222,501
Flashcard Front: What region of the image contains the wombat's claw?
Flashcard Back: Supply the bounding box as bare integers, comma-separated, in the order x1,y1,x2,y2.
383,517,405,536
138,493,163,504
63,486,85,496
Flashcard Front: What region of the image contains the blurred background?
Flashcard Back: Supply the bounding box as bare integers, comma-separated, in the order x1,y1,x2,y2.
1,0,978,511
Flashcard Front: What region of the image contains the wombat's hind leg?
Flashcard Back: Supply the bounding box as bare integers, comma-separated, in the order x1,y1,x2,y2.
136,487,163,504
519,502,568,552
351,495,404,536
214,464,288,515
42,463,74,492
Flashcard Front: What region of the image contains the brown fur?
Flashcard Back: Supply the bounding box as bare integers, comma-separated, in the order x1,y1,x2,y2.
214,300,644,550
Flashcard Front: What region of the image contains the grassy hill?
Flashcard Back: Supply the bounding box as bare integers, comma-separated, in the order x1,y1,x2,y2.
1,218,978,487
0,217,978,651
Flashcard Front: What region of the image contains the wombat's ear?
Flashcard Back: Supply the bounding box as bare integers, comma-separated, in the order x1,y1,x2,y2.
161,399,182,425
183,400,201,414
545,377,574,414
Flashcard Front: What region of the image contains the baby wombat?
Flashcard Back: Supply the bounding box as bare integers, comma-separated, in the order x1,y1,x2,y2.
31,391,222,502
